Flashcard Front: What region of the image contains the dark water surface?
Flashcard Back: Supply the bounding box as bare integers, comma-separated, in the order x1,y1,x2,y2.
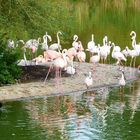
0,79,140,140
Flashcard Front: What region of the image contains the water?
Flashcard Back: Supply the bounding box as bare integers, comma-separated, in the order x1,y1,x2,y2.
0,79,140,140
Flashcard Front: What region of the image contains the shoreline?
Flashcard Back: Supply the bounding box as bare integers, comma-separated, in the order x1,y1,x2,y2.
0,62,139,102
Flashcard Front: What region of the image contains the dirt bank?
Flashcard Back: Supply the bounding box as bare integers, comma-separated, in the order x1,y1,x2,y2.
0,62,139,101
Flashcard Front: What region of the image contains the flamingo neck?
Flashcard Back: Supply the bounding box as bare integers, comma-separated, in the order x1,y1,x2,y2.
57,33,60,45
103,37,107,46
62,54,67,67
43,35,48,44
75,36,78,42
132,38,136,48
37,38,41,43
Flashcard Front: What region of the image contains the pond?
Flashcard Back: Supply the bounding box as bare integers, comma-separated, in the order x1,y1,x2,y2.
0,78,140,140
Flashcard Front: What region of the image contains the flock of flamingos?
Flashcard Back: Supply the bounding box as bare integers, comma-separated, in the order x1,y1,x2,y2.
7,31,140,88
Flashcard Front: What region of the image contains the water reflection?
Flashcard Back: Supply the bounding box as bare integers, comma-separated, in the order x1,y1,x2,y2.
0,80,140,139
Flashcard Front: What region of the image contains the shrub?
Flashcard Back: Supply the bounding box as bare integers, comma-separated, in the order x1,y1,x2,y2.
0,33,22,85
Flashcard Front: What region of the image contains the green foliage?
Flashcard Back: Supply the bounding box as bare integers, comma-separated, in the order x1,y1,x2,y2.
0,0,76,42
0,33,22,85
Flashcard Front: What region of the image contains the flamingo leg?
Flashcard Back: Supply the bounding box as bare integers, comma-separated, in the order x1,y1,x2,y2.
93,62,96,72
133,57,136,68
44,64,52,84
55,67,59,89
130,57,133,67
23,48,27,65
119,60,124,66
125,60,127,67
59,68,64,94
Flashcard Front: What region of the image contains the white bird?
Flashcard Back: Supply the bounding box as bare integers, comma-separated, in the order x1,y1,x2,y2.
125,46,139,67
112,47,127,66
130,31,140,55
103,36,108,46
72,34,79,50
90,45,100,64
49,31,62,52
119,69,126,92
99,36,110,64
17,38,41,64
65,61,76,75
86,34,98,55
7,39,15,48
122,47,129,57
42,32,52,51
84,72,93,89
90,45,100,72
121,47,129,66
99,47,108,64
112,42,121,52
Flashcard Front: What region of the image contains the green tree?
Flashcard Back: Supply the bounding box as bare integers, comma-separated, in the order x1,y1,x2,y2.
0,32,22,85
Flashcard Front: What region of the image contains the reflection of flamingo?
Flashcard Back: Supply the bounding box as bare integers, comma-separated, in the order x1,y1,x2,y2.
129,81,140,121
49,31,62,52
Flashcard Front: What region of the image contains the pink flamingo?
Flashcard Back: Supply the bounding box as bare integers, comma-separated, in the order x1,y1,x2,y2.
44,49,68,92
43,50,62,62
66,47,77,62
33,55,46,65
77,41,86,62
72,34,79,50
18,38,41,64
76,42,86,73
90,45,100,73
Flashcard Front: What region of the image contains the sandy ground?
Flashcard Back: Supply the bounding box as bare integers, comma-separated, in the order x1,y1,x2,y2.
0,62,139,101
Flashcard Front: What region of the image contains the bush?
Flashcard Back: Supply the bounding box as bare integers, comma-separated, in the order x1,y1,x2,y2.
0,33,22,85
